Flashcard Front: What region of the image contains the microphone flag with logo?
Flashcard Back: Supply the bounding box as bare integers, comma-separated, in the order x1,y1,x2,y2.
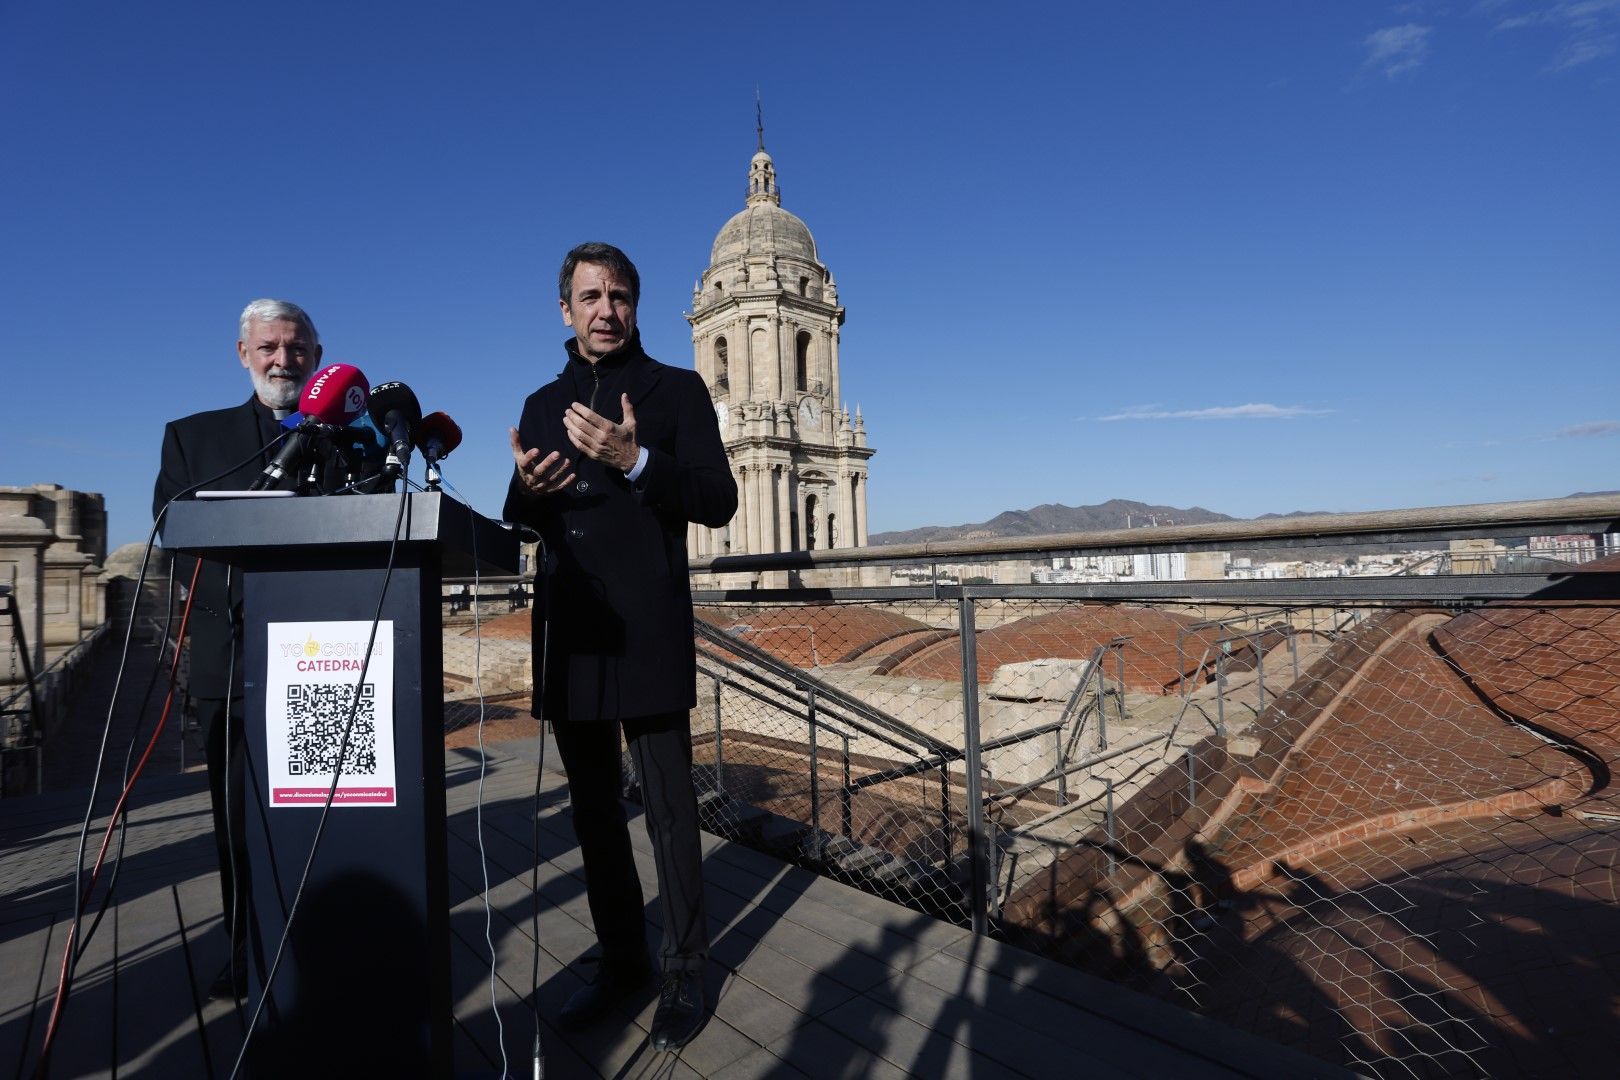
300,363,370,424
249,364,371,491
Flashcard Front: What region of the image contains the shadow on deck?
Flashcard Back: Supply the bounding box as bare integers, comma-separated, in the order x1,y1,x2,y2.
0,741,1354,1078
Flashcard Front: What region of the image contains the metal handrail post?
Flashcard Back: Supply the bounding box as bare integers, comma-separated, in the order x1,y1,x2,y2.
1256,643,1266,711
1105,779,1117,877
1176,634,1186,697
1113,644,1127,735
712,676,725,796
841,734,852,840
808,689,822,862
1093,661,1108,751
1055,729,1068,805
958,594,990,937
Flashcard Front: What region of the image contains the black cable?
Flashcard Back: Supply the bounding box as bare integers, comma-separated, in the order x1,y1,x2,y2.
229,484,410,1079
71,432,293,949
74,545,189,964
35,432,287,1079
220,565,243,1016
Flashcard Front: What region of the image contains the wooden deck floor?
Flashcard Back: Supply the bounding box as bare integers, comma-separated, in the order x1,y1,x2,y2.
1,740,1352,1079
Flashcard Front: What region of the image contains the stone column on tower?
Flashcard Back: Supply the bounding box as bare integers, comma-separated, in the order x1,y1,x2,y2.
748,465,766,554
775,465,791,552
838,471,855,550
855,475,868,546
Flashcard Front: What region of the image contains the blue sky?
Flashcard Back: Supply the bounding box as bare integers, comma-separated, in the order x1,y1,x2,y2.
3,1,1616,549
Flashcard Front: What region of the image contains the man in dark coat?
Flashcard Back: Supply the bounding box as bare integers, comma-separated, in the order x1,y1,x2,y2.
152,298,323,998
504,243,737,1051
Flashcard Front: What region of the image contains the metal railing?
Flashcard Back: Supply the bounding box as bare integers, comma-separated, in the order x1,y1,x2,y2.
662,495,1620,1079
1,584,43,796
1,613,110,796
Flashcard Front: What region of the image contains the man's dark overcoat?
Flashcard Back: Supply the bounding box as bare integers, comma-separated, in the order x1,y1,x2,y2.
504,334,737,723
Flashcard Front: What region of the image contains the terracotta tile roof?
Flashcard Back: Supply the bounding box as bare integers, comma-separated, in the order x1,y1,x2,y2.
1216,613,1577,877
1432,604,1620,809
1182,814,1620,1078
695,604,932,669
995,600,1620,1076
457,610,530,639
886,604,1227,693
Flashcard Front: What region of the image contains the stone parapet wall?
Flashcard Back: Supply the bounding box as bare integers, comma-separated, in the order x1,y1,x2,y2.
1,484,109,694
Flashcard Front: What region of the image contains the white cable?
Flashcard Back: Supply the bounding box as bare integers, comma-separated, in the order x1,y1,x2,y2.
447,475,509,1078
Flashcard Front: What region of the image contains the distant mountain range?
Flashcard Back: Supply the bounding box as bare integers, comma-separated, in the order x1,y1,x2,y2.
869,499,1244,546
869,492,1613,547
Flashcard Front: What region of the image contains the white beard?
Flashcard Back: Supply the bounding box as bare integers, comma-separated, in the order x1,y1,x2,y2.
252,367,305,410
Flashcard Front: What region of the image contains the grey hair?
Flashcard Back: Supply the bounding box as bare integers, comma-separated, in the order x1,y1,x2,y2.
239,298,319,344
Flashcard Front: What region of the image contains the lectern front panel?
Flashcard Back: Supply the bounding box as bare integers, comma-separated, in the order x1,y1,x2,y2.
239,551,450,1077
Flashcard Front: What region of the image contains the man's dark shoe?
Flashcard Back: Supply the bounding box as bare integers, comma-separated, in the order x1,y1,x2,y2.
559,957,653,1031
649,970,706,1052
208,945,247,1000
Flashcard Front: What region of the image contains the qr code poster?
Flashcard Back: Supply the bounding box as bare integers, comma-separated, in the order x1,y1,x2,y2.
265,621,397,808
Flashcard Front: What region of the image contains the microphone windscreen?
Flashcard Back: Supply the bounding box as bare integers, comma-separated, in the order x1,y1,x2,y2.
418,411,463,456
368,381,422,429
299,364,370,425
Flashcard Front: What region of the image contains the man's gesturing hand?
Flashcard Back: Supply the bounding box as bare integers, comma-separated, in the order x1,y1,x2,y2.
564,393,640,472
509,427,575,496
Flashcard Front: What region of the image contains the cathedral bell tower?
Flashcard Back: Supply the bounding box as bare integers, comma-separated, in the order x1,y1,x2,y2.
686,133,873,558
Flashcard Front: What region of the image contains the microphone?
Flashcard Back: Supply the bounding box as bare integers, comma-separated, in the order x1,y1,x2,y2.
299,362,371,425
330,411,389,490
250,415,319,492
417,411,462,491
249,364,371,492
367,381,422,479
418,411,462,465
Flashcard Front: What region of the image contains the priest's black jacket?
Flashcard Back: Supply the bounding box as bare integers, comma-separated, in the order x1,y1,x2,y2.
152,396,283,699
504,335,737,723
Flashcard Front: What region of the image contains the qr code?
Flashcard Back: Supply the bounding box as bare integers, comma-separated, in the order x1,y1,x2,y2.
285,683,378,776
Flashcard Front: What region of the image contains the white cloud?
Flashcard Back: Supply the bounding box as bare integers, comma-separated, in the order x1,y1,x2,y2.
1364,24,1434,77
1488,0,1620,69
1556,420,1620,437
1098,403,1332,422
1555,33,1617,67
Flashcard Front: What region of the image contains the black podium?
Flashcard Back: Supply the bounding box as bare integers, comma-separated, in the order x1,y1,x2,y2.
162,492,519,1077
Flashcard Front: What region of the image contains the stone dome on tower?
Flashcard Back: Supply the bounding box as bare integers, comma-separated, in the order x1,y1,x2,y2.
709,148,820,264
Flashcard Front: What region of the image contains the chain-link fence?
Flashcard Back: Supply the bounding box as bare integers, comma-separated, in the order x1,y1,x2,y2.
439,579,531,743
676,577,1617,1078
690,600,980,924
609,507,1620,1078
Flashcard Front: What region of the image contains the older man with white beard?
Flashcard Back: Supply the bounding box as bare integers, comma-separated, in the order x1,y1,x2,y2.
152,298,322,999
